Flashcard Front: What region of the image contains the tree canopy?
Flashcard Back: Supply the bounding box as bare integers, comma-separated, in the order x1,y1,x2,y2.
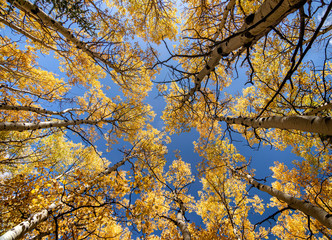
0,0,332,239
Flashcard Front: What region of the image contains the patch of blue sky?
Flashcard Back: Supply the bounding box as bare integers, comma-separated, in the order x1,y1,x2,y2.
1,3,330,237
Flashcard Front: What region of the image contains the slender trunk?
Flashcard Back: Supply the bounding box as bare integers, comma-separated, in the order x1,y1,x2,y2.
0,118,115,131
0,158,129,240
185,0,307,101
0,104,80,116
176,210,192,240
210,0,236,42
233,170,332,229
0,203,58,240
8,0,120,72
215,115,332,135
304,102,332,116
250,175,332,229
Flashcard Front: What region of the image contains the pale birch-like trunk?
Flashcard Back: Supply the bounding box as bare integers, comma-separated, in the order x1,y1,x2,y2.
304,102,332,116
185,0,307,101
0,104,80,116
0,118,116,131
0,157,129,240
241,173,332,229
8,0,120,72
0,203,58,240
176,210,192,240
215,115,332,135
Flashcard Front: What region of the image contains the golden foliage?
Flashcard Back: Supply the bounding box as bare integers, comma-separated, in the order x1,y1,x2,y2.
0,0,331,239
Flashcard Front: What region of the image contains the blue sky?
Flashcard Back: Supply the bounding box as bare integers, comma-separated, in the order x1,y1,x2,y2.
1,3,329,237
46,32,299,233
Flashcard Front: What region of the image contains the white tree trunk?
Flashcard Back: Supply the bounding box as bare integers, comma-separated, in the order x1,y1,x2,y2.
216,115,332,135
0,157,129,240
185,0,307,100
304,102,332,116
9,0,120,72
0,203,58,240
176,210,192,240
243,173,332,229
0,118,115,131
210,0,236,42
0,104,80,116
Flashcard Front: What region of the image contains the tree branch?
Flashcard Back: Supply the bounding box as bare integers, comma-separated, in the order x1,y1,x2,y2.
182,0,307,103
215,115,332,135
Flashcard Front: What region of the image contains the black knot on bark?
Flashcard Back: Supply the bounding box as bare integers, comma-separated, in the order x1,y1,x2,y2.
31,6,40,15
245,14,255,24
244,31,254,39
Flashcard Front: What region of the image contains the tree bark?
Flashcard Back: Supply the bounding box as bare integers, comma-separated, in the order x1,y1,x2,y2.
176,210,192,240
230,168,332,229
0,104,80,116
0,118,115,131
244,173,332,229
215,115,332,135
0,158,129,240
8,0,120,72
304,102,332,116
184,0,307,101
0,203,58,240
